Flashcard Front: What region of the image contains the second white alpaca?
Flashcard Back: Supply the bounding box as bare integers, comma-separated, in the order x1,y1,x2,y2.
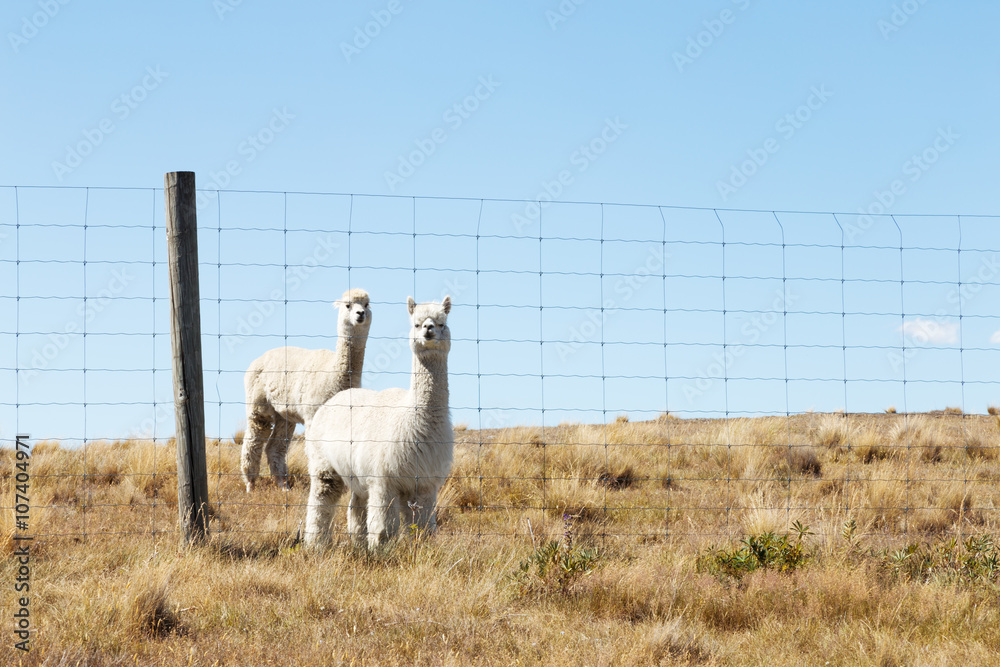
304,296,453,549
241,288,371,492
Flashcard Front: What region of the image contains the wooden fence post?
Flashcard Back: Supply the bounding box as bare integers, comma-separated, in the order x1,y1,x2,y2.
164,171,209,545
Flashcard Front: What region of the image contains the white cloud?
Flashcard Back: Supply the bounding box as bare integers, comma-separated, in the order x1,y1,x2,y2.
898,318,959,345
991,329,1000,344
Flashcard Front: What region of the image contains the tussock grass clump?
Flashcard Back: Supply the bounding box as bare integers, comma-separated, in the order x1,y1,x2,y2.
544,478,605,522
719,418,787,480
856,471,909,530
965,434,997,460
788,445,823,476
597,465,636,490
812,413,848,451
890,415,943,462
125,576,182,638
912,483,976,533
740,507,786,537
853,429,894,463
643,617,718,665
850,431,896,463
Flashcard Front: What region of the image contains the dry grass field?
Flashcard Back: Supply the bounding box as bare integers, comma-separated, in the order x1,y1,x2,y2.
3,410,1000,665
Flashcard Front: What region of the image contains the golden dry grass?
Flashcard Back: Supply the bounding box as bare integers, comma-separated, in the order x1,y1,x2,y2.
2,411,1000,665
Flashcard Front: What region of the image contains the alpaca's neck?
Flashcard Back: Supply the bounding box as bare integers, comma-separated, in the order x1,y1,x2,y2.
409,351,449,410
335,326,367,391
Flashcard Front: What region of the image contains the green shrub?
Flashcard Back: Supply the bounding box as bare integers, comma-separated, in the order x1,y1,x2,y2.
875,534,1000,585
509,514,601,596
698,521,814,579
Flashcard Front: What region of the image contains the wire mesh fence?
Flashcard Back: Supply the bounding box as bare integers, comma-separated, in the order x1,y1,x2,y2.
1,184,999,549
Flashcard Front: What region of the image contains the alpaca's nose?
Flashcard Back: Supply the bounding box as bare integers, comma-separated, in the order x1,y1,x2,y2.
354,310,366,324
422,323,436,338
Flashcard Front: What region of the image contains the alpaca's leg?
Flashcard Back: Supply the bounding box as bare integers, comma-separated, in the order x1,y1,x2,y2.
265,418,296,490
304,472,345,548
347,491,367,546
365,487,399,549
411,490,439,535
385,495,401,542
241,412,274,493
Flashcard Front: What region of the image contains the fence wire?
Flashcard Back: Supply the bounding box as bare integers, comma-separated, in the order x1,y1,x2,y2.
1,185,998,548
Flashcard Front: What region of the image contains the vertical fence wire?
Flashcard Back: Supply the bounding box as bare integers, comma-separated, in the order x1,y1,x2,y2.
957,214,968,543
659,206,670,539
82,188,89,543
475,198,484,542
599,204,607,547
217,193,224,519
891,215,910,536
537,204,546,544
152,187,160,538
13,186,19,440
281,191,289,533
714,209,731,538
775,213,791,527
834,213,850,523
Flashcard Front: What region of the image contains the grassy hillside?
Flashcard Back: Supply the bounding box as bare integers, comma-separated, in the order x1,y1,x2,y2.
2,411,999,664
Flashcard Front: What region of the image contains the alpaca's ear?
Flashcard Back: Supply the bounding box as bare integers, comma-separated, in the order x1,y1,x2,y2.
441,295,451,314
407,296,416,314
332,300,343,310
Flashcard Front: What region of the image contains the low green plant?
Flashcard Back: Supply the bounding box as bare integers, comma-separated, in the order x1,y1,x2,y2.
698,521,814,579
509,514,601,596
874,534,1000,585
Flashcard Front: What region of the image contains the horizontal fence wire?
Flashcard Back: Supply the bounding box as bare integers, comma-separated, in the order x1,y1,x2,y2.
0,184,998,552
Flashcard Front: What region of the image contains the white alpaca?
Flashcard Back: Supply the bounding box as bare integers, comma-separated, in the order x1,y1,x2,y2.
240,288,371,493
304,296,453,549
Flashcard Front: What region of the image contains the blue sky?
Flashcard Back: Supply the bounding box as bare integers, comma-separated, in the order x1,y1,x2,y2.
1,1,998,443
